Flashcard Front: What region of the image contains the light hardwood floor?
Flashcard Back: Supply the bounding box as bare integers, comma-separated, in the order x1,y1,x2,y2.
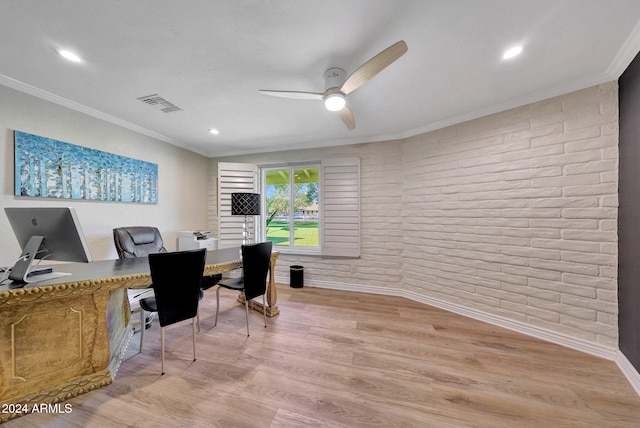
5,285,640,427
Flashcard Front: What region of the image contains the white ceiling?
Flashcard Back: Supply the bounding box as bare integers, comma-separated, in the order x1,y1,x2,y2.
2,1,640,158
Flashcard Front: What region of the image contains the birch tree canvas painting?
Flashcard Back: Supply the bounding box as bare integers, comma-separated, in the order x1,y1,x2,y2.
14,131,158,204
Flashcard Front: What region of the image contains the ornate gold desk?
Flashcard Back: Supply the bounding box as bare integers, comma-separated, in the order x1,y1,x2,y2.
0,248,279,423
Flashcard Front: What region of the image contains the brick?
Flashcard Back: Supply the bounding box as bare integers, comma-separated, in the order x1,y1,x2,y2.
531,126,600,148
562,183,617,197
562,273,615,290
561,229,616,242
530,197,597,209
561,207,616,219
529,258,599,276
560,251,615,266
527,277,596,299
531,174,600,188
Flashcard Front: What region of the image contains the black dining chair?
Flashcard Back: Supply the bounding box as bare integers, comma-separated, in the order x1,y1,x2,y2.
139,248,206,375
215,241,272,336
113,226,215,349
113,226,168,352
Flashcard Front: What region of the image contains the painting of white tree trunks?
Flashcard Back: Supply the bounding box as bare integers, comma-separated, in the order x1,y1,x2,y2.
14,130,158,204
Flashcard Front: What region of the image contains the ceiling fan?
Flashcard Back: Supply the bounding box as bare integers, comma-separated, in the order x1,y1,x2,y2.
259,40,408,130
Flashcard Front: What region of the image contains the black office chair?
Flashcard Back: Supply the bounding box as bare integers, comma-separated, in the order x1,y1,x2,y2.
113,226,167,352
201,272,222,291
215,241,272,336
113,226,167,258
113,227,221,291
140,248,206,375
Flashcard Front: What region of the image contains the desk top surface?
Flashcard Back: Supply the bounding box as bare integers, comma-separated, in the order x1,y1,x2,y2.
0,247,244,293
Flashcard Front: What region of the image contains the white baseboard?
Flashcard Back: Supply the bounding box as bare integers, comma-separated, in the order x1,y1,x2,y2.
616,351,640,397
277,276,637,372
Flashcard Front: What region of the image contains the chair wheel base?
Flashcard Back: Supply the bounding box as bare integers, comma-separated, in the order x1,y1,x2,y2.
145,312,156,329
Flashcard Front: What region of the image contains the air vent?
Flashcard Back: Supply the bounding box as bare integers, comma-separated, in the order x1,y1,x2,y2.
137,94,182,113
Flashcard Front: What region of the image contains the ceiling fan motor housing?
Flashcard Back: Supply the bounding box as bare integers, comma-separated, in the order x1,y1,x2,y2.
259,41,407,130
324,67,346,91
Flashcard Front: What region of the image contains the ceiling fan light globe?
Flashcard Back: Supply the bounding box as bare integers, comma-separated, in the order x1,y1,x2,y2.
324,93,346,111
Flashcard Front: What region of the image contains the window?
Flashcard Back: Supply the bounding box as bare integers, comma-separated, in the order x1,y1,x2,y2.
263,166,320,251
218,158,360,257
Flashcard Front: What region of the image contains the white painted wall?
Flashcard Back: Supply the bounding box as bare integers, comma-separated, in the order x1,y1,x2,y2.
0,85,210,264
210,83,619,349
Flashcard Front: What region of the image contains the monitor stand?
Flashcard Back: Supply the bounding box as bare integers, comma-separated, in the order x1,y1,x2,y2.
8,236,71,284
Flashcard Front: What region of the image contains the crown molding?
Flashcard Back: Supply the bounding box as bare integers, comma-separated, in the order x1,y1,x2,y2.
608,19,640,78
0,74,210,158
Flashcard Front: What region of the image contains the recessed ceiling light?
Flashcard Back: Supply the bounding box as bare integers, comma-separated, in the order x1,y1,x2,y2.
58,49,82,63
503,46,523,60
209,128,220,135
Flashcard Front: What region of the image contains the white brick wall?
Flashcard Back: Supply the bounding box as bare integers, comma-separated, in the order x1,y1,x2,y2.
209,141,406,289
401,83,618,347
209,82,619,349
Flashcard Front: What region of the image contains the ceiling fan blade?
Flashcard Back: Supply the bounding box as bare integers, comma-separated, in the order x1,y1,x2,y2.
340,40,408,95
258,90,324,100
339,106,356,130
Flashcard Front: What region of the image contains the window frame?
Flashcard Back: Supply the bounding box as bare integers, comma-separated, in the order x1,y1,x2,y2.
260,163,321,255
218,158,360,257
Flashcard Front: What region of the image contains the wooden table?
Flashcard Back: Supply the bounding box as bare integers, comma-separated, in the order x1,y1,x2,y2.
0,247,279,423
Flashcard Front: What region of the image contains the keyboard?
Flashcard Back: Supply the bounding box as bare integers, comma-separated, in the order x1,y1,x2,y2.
24,272,72,283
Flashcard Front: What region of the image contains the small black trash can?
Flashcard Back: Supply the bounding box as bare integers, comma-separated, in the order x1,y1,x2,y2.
290,265,304,288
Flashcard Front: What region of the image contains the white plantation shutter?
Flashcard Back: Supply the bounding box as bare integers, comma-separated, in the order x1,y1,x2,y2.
321,157,360,257
217,162,257,248
218,159,360,256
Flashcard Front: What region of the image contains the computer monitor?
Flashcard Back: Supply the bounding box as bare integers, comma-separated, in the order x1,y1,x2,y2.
4,206,93,284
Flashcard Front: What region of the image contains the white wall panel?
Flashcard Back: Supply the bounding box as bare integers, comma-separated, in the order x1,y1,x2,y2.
0,85,210,262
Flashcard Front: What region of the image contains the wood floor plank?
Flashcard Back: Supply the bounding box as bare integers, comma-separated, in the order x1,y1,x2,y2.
4,285,640,427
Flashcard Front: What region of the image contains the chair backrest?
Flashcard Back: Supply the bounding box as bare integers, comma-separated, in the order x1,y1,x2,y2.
148,248,207,327
113,226,167,259
241,241,273,300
